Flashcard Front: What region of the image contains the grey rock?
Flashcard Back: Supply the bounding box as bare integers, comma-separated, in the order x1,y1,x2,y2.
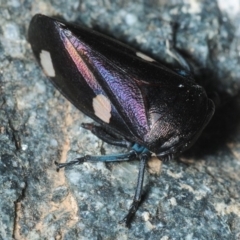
0,0,239,239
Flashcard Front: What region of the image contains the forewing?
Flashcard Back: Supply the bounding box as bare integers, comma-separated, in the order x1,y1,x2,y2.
29,14,211,148
28,14,142,141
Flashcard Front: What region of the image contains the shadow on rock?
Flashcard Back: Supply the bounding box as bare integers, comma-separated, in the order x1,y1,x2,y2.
183,92,240,160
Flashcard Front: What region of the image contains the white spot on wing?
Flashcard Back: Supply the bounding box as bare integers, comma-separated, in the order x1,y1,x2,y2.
93,94,111,123
136,52,155,62
40,50,55,77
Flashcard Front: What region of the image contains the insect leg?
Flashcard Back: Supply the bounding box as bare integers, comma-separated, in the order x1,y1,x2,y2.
55,150,138,170
165,40,190,71
81,123,132,148
119,151,151,227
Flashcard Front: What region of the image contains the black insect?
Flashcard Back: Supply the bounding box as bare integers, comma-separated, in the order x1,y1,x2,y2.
28,14,215,227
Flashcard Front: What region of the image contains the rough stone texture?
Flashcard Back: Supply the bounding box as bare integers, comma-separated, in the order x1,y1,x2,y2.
0,0,240,239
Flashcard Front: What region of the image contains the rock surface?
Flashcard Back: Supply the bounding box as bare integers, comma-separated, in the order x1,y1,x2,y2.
0,0,240,239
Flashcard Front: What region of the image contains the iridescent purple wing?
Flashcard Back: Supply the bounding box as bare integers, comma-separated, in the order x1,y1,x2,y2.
29,15,140,141
28,14,214,152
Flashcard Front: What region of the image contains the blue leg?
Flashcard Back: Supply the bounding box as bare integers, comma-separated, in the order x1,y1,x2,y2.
55,143,145,170
120,150,151,227
55,143,151,227
55,150,137,170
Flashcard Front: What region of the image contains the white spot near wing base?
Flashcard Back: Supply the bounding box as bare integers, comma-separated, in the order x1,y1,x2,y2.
93,94,111,123
136,51,155,62
40,50,56,77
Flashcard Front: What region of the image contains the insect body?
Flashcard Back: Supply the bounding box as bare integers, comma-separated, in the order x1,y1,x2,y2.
28,14,215,227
